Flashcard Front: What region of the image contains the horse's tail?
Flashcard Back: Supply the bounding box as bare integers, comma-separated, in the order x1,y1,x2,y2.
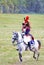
37,40,41,50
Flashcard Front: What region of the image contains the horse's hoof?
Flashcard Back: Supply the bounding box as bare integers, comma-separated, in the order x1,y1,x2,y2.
20,59,22,62
33,56,36,59
16,49,19,51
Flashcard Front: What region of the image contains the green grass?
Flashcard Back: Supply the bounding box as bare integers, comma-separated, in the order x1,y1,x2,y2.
0,14,44,65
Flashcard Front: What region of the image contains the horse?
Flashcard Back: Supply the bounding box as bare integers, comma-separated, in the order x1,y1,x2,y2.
12,32,41,62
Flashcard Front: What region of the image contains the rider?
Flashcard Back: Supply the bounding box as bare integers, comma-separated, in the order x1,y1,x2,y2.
22,16,34,40
22,16,30,33
22,16,34,50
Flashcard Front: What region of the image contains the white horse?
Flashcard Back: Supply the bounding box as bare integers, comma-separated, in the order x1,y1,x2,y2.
12,32,41,62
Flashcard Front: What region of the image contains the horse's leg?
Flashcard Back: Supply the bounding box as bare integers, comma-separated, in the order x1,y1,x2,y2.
19,52,22,62
33,50,39,61
36,51,40,61
33,51,36,59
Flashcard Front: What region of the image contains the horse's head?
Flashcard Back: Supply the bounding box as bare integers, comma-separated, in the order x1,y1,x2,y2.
12,32,18,43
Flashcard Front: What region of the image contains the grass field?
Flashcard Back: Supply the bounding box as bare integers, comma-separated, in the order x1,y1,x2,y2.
0,14,44,65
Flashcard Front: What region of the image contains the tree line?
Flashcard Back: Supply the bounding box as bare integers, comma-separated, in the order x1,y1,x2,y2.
0,0,44,13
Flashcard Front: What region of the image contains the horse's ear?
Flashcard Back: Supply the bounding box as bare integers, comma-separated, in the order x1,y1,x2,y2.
12,32,15,35
13,31,15,34
13,32,14,33
12,32,14,34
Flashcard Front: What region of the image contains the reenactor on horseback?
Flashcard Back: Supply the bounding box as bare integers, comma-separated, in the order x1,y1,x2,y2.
22,16,34,41
22,16,35,50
